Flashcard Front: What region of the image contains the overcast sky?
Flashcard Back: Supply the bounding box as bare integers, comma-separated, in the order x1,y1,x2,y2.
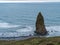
0,0,60,2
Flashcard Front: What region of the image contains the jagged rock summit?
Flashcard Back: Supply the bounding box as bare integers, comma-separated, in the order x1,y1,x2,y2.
35,12,47,35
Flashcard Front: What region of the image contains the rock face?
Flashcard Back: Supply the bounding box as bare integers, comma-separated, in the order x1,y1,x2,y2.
35,12,47,35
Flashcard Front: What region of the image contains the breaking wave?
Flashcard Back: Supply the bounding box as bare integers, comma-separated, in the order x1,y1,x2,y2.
0,25,60,37
0,21,19,28
46,26,60,37
0,20,60,37
0,26,34,37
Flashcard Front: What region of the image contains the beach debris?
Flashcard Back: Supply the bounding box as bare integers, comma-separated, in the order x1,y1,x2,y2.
35,12,47,35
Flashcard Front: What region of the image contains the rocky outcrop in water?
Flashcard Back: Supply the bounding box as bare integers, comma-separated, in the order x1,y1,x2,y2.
35,12,47,35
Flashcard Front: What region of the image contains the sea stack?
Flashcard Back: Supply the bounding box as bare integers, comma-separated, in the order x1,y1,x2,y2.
35,12,47,35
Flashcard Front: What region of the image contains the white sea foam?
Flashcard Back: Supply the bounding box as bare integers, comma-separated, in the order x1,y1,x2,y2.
16,26,34,36
0,32,20,37
16,26,34,32
46,26,60,37
0,25,60,37
46,26,60,31
0,26,34,37
0,22,19,28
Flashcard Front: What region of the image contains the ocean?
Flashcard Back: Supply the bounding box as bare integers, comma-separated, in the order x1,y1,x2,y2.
0,2,60,38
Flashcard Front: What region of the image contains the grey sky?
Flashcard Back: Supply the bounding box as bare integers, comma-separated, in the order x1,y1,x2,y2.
0,0,60,2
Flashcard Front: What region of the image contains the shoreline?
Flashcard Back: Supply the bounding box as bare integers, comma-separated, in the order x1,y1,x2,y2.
0,35,59,41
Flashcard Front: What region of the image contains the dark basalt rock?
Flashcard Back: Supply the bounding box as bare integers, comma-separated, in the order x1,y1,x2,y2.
35,12,47,35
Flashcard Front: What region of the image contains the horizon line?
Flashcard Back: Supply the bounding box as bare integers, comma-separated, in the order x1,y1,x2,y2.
0,1,59,3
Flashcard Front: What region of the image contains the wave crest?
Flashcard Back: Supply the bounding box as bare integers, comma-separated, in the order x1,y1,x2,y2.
0,22,19,28
46,26,60,37
0,25,60,37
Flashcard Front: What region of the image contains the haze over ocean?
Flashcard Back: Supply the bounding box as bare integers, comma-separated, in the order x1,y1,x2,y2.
0,3,60,37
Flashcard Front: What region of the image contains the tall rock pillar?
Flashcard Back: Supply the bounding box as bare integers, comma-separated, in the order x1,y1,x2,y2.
35,12,47,35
